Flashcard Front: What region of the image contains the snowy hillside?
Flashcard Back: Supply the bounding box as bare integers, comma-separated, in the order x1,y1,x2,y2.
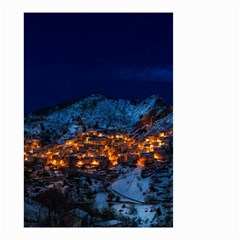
24,94,173,227
112,167,151,203
24,94,172,143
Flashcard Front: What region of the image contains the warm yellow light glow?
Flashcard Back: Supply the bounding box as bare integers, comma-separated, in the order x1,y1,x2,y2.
25,130,171,170
77,160,83,166
137,163,144,167
91,160,99,166
66,140,73,145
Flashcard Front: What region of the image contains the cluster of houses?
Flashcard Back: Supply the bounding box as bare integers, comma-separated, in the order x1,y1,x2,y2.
24,130,173,171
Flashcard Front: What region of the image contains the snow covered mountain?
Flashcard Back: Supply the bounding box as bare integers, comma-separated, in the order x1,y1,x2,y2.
24,93,173,143
24,94,173,227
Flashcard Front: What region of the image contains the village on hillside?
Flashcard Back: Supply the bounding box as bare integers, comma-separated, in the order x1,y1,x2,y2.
24,130,173,227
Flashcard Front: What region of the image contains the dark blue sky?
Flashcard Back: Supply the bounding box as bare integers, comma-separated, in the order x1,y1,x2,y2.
24,13,173,112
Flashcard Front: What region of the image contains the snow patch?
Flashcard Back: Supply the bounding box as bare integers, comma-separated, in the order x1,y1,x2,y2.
111,167,151,203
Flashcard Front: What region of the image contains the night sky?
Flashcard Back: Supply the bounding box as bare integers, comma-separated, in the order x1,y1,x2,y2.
24,13,173,113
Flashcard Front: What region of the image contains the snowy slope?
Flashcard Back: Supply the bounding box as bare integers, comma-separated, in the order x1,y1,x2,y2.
24,94,172,143
111,167,151,203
